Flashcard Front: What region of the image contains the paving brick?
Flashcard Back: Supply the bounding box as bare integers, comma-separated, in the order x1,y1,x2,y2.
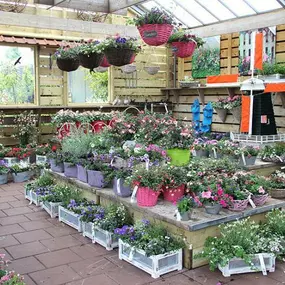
45,224,78,237
6,241,48,259
0,248,13,260
0,210,6,218
3,206,34,216
22,275,37,285
0,224,25,236
269,264,285,283
0,190,22,197
149,274,201,285
9,256,45,274
13,229,53,244
8,200,30,208
36,248,82,268
29,265,81,285
69,256,118,277
66,274,119,285
20,220,54,231
0,235,20,247
0,196,18,203
71,233,92,244
40,235,82,251
14,194,25,201
0,203,12,210
70,244,108,259
228,276,279,285
0,215,30,226
0,183,25,191
24,211,50,221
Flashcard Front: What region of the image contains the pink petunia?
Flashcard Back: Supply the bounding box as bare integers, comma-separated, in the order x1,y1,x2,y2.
258,186,265,194
201,190,212,199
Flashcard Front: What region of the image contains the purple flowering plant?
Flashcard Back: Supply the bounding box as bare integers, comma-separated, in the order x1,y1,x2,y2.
78,39,101,55
0,160,9,175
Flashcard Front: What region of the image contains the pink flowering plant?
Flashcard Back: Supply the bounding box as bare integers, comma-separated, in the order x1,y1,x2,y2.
212,96,241,110
53,45,79,60
236,145,260,158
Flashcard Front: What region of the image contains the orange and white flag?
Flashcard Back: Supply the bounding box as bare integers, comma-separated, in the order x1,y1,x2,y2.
250,32,263,71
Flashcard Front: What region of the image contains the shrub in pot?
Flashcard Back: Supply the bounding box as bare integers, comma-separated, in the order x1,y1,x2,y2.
126,166,164,207
10,161,34,183
0,159,9,185
47,150,64,173
54,45,80,72
129,7,174,46
177,195,200,221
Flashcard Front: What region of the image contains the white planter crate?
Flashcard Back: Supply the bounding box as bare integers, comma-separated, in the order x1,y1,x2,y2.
92,226,118,250
24,186,32,202
36,155,47,165
42,201,62,218
4,157,19,167
58,206,82,232
82,222,93,240
218,253,276,277
118,240,183,278
30,191,42,206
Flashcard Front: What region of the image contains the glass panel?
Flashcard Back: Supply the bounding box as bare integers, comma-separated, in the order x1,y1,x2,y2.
244,0,281,12
173,5,202,27
220,0,256,16
68,67,109,103
197,0,236,20
0,46,35,105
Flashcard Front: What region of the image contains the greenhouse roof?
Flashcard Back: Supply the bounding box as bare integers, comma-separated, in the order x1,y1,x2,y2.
136,0,285,29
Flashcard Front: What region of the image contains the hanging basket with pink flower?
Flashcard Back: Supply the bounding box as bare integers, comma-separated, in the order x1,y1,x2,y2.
168,31,204,58
130,7,173,46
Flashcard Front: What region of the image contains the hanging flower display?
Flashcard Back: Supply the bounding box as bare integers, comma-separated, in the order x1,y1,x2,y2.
54,45,80,72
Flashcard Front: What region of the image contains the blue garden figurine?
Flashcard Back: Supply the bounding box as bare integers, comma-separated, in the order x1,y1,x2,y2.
200,102,213,133
191,98,200,131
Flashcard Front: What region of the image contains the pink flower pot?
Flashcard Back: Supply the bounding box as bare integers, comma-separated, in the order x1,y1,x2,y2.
228,199,249,211
163,184,185,203
253,194,268,206
137,186,160,207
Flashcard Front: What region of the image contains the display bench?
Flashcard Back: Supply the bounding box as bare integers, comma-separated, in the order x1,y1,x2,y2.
49,171,285,269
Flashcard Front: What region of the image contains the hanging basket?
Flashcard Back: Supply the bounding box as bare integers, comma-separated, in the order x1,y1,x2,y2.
121,64,137,74
138,23,173,46
144,66,160,75
79,52,104,70
171,41,197,58
231,106,241,122
100,56,111,67
56,57,80,72
95,66,108,73
215,108,228,123
104,48,135,67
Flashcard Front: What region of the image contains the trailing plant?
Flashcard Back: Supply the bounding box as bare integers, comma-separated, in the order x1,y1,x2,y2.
167,31,204,47
97,36,141,53
115,219,185,256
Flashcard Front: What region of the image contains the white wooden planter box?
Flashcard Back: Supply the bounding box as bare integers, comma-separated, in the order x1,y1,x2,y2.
82,222,93,240
42,201,62,218
58,206,82,232
20,157,30,164
24,186,32,201
218,253,276,277
4,157,19,167
36,155,47,165
92,225,118,250
118,240,183,278
30,191,42,206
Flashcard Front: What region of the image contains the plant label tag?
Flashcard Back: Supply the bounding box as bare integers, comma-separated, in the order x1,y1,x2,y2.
110,158,114,167
144,30,157,38
248,195,256,208
131,186,138,203
176,210,181,221
258,254,267,275
192,150,197,157
117,178,121,195
241,153,246,166
213,148,217,159
164,103,169,114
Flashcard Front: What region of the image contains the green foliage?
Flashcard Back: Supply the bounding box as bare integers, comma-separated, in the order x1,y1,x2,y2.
265,209,285,237
78,41,101,55
258,62,285,75
177,196,197,214
35,173,54,187
53,46,79,60
162,165,187,188
167,31,204,48
85,70,108,102
192,47,220,79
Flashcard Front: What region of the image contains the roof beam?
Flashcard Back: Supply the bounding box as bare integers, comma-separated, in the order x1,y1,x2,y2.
53,0,109,13
109,0,147,12
191,8,285,38
0,10,139,37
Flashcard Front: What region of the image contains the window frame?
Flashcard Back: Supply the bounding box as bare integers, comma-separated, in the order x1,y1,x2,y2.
0,42,38,107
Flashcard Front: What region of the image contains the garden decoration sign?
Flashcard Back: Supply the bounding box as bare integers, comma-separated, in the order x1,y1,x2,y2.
192,36,220,79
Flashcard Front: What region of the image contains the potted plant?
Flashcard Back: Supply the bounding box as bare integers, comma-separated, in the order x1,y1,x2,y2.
76,158,88,183
257,62,285,79
168,31,204,58
0,160,9,185
268,171,285,198
191,139,209,158
197,218,281,277
261,143,285,163
10,161,34,183
63,154,77,178
97,36,141,67
3,147,20,167
113,168,132,197
126,166,164,207
200,184,232,215
54,45,80,72
162,166,187,203
35,144,50,165
91,204,131,250
212,99,228,123
130,7,174,46
265,209,285,238
115,219,184,278
47,148,64,173
177,195,200,221
223,96,242,122
237,145,260,166
78,40,104,71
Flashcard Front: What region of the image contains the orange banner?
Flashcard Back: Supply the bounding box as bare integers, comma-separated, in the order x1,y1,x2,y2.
254,33,263,70
207,74,239,84
240,95,250,133
264,83,285,93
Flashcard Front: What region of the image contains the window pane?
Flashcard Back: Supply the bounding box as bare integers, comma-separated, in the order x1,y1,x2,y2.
0,46,35,105
220,0,256,16
68,67,109,103
244,0,281,12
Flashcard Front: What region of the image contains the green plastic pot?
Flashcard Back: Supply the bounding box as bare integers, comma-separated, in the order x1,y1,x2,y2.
167,148,190,166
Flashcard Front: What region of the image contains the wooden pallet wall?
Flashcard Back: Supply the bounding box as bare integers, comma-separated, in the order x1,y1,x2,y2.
171,25,285,134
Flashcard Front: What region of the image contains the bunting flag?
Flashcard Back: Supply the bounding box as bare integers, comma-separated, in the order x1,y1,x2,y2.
240,95,250,133
254,33,263,70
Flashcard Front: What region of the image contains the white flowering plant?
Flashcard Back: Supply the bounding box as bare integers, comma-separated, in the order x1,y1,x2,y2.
196,218,285,271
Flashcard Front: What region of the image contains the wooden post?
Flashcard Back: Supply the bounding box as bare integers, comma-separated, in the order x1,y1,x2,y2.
227,34,232,74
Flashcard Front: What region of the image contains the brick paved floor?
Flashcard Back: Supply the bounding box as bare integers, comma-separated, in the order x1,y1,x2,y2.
1,182,285,285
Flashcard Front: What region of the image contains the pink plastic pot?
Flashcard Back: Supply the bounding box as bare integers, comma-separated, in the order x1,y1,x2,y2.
163,184,185,203
137,186,160,207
